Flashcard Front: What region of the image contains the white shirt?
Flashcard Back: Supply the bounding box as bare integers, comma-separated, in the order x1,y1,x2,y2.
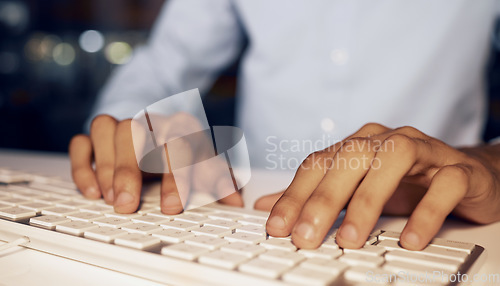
91,0,498,170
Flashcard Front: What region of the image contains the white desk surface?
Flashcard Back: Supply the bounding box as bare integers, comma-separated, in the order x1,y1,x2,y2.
1,149,499,286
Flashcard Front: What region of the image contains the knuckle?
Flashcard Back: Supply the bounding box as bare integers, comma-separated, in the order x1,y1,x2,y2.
439,165,470,186
342,137,372,154
385,134,416,158
359,122,387,135
301,150,330,169
394,126,421,136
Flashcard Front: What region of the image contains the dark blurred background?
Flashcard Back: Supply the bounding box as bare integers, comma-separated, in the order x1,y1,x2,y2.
0,0,499,153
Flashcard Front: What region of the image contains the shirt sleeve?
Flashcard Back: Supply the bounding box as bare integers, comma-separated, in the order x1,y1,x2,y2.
86,0,245,129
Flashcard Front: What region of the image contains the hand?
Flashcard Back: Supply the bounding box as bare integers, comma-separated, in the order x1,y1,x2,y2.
259,123,500,250
69,114,243,214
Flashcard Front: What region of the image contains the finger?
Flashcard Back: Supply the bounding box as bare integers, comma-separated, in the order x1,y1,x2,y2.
69,135,101,199
216,172,244,207
113,119,142,213
266,123,389,237
254,191,284,211
291,138,376,249
400,165,469,250
267,147,337,237
161,173,184,214
90,115,117,204
337,134,418,249
160,138,192,214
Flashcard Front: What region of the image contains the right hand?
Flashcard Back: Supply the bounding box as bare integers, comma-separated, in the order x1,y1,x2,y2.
69,114,243,214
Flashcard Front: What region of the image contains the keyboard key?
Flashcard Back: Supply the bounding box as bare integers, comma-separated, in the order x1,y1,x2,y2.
80,205,114,214
121,223,163,235
30,215,71,229
344,245,386,256
268,235,292,240
160,220,200,231
344,266,395,284
41,206,79,217
191,226,232,238
428,237,475,254
161,243,210,261
137,207,160,215
321,236,340,249
377,239,468,262
0,202,11,209
66,212,105,222
93,217,133,228
132,215,170,225
0,173,30,183
114,233,161,250
208,212,243,221
237,217,267,226
199,250,249,270
146,210,172,219
260,238,297,251
151,229,195,243
17,202,52,214
283,266,339,286
173,213,211,225
29,182,76,195
34,197,66,204
184,236,229,250
239,258,291,279
56,221,99,236
383,261,453,279
385,250,461,272
300,258,348,274
224,232,266,244
338,253,385,267
235,225,266,236
298,246,343,259
105,212,143,219
259,249,306,266
184,207,216,216
56,200,92,209
365,235,378,245
220,242,266,258
378,230,401,241
204,219,241,230
1,197,31,206
84,226,128,243
0,206,37,221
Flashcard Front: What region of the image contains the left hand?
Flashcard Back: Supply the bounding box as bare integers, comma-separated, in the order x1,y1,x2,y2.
257,123,500,250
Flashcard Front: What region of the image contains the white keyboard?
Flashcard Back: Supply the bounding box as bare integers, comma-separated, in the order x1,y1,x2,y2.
0,169,486,286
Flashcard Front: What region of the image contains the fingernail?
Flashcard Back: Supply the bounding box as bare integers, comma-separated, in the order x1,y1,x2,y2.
267,216,286,230
339,223,358,242
293,222,315,241
403,231,420,248
115,192,134,207
163,193,182,210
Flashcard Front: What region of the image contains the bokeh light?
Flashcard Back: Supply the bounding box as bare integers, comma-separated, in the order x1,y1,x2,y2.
53,43,75,66
105,41,132,65
79,30,104,53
